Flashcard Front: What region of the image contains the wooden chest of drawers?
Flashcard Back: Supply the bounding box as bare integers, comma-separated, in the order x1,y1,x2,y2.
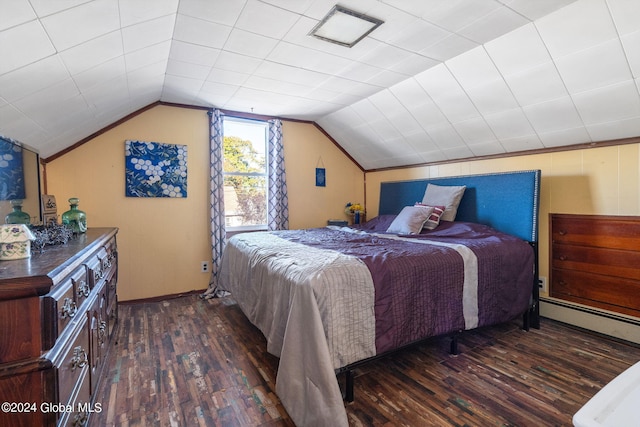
550,214,640,317
0,228,118,427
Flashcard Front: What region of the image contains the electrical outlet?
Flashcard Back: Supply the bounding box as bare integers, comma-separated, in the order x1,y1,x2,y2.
538,276,548,294
201,261,210,273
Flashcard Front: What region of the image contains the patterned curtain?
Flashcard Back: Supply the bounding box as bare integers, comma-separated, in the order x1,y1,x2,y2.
267,119,289,231
203,109,227,298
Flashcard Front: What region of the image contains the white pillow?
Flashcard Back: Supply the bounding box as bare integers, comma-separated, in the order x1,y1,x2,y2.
421,184,466,222
386,205,435,234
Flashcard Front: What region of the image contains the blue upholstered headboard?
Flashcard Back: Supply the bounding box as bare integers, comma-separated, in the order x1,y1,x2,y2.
378,170,541,242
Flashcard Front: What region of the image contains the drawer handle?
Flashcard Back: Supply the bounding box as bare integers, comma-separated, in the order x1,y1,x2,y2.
559,256,567,261
60,298,78,319
77,279,90,297
99,320,107,345
94,267,104,281
70,346,88,371
558,230,567,235
72,407,88,426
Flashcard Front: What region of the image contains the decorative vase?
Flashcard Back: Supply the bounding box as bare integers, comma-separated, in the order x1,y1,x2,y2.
354,211,361,224
62,197,87,233
4,199,30,225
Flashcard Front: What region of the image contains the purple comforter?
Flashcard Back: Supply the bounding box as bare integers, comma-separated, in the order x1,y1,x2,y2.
274,216,534,354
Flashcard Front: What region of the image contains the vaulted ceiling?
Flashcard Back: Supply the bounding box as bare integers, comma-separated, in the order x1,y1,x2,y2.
2,0,639,170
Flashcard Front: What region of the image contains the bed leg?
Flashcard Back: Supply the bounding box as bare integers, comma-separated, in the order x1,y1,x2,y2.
345,369,355,402
450,334,459,355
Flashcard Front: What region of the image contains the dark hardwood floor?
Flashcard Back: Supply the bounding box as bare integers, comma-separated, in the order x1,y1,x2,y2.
91,294,640,426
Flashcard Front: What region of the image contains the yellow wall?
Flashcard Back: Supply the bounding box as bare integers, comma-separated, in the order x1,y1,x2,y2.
365,144,640,293
45,105,365,301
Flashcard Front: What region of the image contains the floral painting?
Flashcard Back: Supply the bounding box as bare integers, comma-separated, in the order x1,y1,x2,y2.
125,140,187,198
0,137,25,201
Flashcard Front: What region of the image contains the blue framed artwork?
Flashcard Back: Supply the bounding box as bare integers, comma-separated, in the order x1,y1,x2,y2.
0,137,25,201
125,140,187,198
315,167,326,187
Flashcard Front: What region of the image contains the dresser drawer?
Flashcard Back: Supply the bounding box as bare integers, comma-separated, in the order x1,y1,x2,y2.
551,268,640,316
85,248,108,289
56,314,90,408
58,366,91,427
552,215,640,250
552,244,640,281
44,274,80,349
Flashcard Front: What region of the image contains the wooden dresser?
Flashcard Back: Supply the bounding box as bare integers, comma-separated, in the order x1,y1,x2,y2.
0,228,118,427
550,214,640,317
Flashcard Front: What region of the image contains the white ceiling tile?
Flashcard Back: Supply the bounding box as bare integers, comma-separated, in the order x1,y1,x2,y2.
223,28,279,59
0,56,69,102
82,74,129,111
177,0,246,26
416,66,479,122
122,15,175,53
410,101,449,128
119,0,178,27
506,0,578,20
555,38,632,94
538,126,592,147
572,79,640,124
166,59,210,80
420,0,502,32
504,61,568,106
60,31,123,75
389,78,429,109
254,62,328,87
425,122,466,148
586,115,640,141
206,68,250,86
523,96,584,133
0,0,36,31
173,14,232,49
464,79,519,115
607,0,640,36
384,18,451,52
235,0,299,39
0,20,56,75
458,6,530,44
419,33,479,61
28,93,90,128
484,108,536,139
447,46,501,88
169,40,221,67
500,134,545,152
441,145,474,160
536,0,618,58
73,56,126,92
40,0,120,51
468,140,505,156
453,117,497,145
621,30,640,78
125,41,171,72
29,0,92,17
485,23,551,76
212,51,262,74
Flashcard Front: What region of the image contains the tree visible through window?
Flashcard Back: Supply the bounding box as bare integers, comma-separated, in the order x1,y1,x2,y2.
223,118,268,229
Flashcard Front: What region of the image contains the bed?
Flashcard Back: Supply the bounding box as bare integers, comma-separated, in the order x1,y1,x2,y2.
218,169,541,427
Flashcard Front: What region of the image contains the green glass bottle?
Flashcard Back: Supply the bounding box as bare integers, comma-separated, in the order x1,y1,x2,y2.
62,197,87,233
4,199,31,225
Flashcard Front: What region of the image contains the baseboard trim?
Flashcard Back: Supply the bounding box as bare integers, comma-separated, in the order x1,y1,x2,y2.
541,297,640,344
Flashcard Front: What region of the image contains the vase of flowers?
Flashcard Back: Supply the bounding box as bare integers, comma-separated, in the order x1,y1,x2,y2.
345,202,365,224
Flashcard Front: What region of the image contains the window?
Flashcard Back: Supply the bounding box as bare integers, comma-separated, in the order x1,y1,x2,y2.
223,117,268,230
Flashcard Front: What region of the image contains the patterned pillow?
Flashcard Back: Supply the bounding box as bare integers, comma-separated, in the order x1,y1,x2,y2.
415,203,445,230
421,184,466,222
386,205,435,234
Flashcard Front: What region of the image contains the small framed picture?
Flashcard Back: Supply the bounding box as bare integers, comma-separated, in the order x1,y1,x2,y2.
315,167,326,187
